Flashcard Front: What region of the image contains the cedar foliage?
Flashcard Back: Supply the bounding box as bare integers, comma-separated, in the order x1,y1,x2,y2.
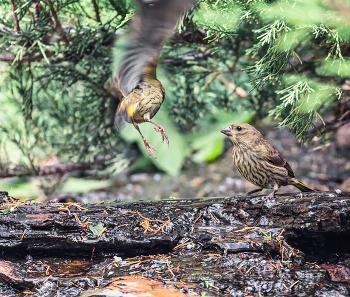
0,0,349,174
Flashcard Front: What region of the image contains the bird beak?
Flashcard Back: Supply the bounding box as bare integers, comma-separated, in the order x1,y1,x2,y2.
220,127,233,137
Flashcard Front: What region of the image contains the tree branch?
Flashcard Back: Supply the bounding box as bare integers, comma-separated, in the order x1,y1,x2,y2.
91,0,102,24
46,0,69,45
108,0,119,12
309,119,350,135
34,0,42,22
9,0,20,32
0,51,55,63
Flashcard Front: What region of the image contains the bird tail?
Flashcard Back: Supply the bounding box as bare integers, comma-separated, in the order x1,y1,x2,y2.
294,181,315,192
115,97,136,130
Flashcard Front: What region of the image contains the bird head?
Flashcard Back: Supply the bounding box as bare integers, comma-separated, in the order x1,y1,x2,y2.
220,123,261,145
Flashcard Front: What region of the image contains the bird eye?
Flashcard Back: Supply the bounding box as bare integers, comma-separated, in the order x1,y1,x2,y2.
236,126,242,131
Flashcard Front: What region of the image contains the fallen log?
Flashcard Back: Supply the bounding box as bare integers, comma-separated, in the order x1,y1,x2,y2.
1,190,350,296
0,190,349,259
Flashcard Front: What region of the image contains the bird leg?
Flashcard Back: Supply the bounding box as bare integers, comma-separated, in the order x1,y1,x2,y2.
261,189,278,204
133,122,157,159
144,119,169,146
245,188,263,196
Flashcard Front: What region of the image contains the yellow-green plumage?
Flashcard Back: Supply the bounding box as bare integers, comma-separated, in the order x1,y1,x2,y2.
220,123,314,200
294,181,314,192
117,79,165,125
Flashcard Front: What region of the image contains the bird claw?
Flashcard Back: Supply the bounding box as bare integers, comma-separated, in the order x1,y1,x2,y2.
261,191,276,204
154,126,169,147
143,140,157,159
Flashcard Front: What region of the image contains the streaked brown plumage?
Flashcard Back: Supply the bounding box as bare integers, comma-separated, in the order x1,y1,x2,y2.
116,0,194,158
117,67,166,158
220,123,314,201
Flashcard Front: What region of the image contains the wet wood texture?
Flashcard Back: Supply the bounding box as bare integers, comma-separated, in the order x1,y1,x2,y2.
1,190,350,296
0,190,349,258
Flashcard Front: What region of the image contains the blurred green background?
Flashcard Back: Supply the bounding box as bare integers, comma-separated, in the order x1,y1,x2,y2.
0,0,349,200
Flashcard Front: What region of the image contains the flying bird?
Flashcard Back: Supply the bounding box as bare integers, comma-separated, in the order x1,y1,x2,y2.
220,123,314,202
116,0,194,158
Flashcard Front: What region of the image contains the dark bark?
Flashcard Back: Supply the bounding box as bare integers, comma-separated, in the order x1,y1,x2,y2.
1,190,350,296
0,191,349,258
9,0,20,32
91,0,102,24
46,0,69,45
0,261,32,289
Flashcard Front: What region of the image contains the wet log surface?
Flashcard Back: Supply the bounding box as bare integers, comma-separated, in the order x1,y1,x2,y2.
1,190,350,296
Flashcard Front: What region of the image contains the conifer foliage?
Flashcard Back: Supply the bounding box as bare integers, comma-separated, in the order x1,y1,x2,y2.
0,0,349,173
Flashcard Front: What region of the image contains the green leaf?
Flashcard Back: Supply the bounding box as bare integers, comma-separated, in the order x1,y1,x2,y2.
60,178,110,193
89,222,105,236
0,207,11,217
190,111,255,163
120,108,188,176
191,131,223,163
0,179,41,199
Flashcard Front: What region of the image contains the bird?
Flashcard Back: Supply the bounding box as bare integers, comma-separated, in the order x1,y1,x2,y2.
220,123,314,201
116,0,194,159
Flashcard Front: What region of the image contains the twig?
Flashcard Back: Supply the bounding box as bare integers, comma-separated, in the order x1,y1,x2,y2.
0,51,55,63
137,212,159,222
21,229,27,240
91,0,102,23
166,261,175,277
77,3,94,20
246,265,256,274
201,71,222,91
34,0,42,22
309,118,350,135
42,275,51,283
9,0,20,32
289,280,299,289
207,231,219,236
46,0,69,45
216,75,236,91
108,0,120,12
173,238,190,249
194,210,205,223
98,227,107,237
209,212,220,223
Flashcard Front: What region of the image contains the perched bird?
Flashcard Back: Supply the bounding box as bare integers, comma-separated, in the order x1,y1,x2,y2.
116,0,194,158
220,123,314,201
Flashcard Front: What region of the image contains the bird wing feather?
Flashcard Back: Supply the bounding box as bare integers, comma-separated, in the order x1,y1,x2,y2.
117,0,194,96
264,143,295,178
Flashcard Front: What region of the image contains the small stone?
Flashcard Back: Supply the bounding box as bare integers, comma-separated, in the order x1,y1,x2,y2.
190,177,204,188
26,255,33,262
153,174,161,182
114,256,122,264
261,283,269,291
335,189,342,194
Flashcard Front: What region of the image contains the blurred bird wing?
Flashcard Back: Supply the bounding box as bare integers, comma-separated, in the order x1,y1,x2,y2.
115,112,126,131
264,146,295,178
117,43,159,96
116,0,194,96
